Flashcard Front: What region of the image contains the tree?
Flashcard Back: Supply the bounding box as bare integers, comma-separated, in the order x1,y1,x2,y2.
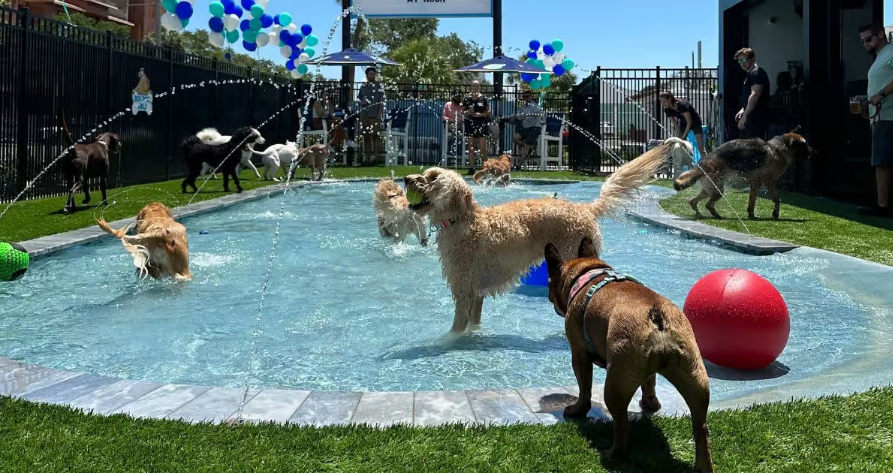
381,33,483,85
145,29,290,76
53,11,131,37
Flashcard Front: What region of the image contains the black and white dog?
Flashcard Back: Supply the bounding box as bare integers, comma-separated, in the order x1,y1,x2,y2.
181,127,264,194
195,127,264,179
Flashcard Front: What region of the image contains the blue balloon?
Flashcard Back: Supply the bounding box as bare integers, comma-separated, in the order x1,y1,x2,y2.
543,44,555,55
240,0,253,10
240,19,250,31
174,1,193,19
286,59,295,70
520,73,535,82
208,17,224,32
222,0,235,15
243,40,257,51
280,30,291,44
260,13,273,28
273,13,280,25
301,24,312,36
526,50,537,59
290,47,301,59
292,33,303,45
225,52,232,60
553,64,566,76
232,5,243,17
529,40,540,51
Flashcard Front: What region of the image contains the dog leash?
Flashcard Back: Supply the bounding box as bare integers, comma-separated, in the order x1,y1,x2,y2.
861,95,887,124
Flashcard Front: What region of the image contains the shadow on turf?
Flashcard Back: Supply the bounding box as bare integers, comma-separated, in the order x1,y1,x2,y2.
570,416,696,472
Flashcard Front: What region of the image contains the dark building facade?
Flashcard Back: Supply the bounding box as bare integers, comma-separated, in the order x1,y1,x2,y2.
719,0,884,200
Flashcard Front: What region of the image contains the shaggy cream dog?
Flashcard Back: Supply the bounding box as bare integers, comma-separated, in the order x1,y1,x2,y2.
403,144,672,332
373,178,428,245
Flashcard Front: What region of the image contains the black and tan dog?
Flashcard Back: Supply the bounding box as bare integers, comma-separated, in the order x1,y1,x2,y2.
545,237,713,472
673,129,812,219
62,132,121,213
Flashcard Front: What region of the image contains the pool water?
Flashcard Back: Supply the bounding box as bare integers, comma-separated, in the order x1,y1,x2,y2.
0,181,886,402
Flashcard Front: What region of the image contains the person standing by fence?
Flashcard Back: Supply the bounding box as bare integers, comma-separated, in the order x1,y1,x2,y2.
463,80,490,172
734,47,770,140
659,91,707,166
443,91,464,158
856,23,893,218
357,67,385,165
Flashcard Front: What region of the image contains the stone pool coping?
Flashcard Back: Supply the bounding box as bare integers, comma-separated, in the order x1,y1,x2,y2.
6,178,889,426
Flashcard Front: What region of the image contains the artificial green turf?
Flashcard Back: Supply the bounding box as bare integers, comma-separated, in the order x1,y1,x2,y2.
1,388,892,472
0,166,605,243
660,186,893,267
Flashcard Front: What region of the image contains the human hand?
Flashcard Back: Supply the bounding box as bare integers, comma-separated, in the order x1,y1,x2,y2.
737,114,747,130
870,94,884,106
735,109,744,121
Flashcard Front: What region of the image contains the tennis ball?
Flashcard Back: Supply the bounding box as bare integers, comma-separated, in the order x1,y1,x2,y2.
0,242,29,282
406,188,424,205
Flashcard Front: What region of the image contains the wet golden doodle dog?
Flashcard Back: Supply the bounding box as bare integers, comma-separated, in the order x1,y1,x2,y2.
96,202,192,281
372,178,428,245
545,237,713,472
673,129,813,219
403,144,671,332
472,153,512,186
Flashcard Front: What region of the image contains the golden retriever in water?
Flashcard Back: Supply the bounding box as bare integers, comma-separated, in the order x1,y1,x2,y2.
403,145,671,332
472,153,512,186
372,178,428,245
96,202,191,281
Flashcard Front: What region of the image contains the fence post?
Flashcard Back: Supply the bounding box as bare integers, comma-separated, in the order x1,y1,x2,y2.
212,58,219,128
15,7,31,198
246,67,253,125
653,66,661,141
594,67,601,174
166,46,174,182
106,31,120,187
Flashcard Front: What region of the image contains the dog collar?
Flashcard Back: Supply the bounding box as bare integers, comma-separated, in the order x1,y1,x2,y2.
560,268,641,318
430,219,457,233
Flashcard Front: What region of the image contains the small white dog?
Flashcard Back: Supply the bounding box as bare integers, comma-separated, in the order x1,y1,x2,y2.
196,127,265,179
664,137,696,179
253,141,299,181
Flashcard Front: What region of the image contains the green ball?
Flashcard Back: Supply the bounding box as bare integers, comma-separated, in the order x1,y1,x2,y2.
406,188,424,205
0,242,29,282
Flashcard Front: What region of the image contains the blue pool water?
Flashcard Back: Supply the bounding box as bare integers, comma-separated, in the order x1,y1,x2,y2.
0,181,888,402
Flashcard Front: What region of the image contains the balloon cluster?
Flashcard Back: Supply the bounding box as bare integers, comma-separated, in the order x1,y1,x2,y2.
160,0,194,31
204,0,318,77
520,39,575,90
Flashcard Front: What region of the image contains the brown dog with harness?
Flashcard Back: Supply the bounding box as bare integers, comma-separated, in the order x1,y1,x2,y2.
545,237,713,472
61,132,121,213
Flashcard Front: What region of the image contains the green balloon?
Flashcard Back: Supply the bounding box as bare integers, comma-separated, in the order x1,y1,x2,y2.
534,59,544,68
181,18,189,28
279,12,292,26
227,29,239,44
208,1,224,17
249,18,262,31
162,0,177,12
562,59,574,70
250,4,264,18
552,39,564,52
306,34,318,46
243,30,257,43
297,64,308,74
304,47,315,57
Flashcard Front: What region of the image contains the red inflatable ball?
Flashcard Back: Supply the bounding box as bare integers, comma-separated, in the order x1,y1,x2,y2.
683,269,790,371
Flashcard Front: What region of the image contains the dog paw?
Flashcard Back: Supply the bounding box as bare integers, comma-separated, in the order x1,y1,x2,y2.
421,239,428,247
563,402,591,419
236,188,243,193
601,446,626,460
639,395,662,412
82,198,91,205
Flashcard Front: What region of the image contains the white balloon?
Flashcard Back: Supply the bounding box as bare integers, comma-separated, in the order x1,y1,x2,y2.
160,12,182,31
298,52,310,63
287,23,297,34
543,57,555,69
209,32,225,48
224,14,240,31
280,45,292,59
272,25,282,33
268,31,278,44
256,0,268,8
183,0,194,3
299,38,306,48
291,69,301,78
552,53,565,63
256,32,269,47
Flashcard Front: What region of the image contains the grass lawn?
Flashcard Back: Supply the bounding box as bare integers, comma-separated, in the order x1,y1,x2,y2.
0,166,605,243
2,388,892,472
660,186,893,266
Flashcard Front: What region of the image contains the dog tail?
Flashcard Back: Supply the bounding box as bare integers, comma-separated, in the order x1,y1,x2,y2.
196,127,222,143
61,108,74,146
472,169,487,184
673,168,705,192
97,218,152,279
96,218,130,239
590,142,670,216
645,305,685,373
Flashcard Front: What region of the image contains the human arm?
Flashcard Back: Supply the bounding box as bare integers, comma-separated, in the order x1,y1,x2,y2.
870,80,893,105
681,111,693,138
738,82,765,128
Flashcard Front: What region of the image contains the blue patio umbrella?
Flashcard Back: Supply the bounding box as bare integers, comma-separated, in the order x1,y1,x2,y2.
307,48,399,66
454,55,551,74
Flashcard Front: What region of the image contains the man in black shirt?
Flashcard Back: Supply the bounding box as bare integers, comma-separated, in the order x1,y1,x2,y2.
734,48,771,139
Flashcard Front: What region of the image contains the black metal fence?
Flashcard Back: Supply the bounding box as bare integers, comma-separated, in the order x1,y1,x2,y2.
569,67,719,175
0,7,299,203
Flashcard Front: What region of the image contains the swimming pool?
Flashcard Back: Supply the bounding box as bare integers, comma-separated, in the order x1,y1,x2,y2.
1,181,890,404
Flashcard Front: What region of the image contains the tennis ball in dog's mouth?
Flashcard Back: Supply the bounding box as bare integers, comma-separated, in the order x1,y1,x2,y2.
406,188,424,205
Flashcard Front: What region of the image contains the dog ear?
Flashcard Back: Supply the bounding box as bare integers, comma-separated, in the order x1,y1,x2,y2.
544,243,562,273
578,237,596,258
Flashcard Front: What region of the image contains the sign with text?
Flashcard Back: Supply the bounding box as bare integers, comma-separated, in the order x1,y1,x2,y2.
351,0,493,18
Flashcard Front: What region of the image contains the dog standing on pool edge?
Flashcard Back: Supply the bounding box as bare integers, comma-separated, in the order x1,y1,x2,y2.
545,237,713,472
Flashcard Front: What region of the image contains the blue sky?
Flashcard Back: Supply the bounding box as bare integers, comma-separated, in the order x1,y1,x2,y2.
185,0,893,80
